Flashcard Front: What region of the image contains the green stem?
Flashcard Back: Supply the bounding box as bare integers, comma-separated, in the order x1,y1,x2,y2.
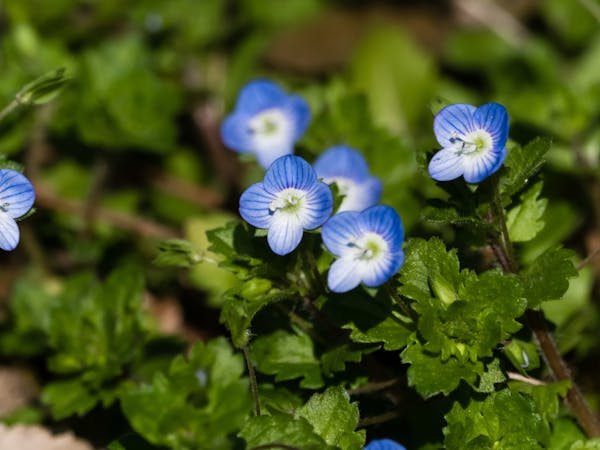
242,345,261,416
490,178,600,438
0,99,20,122
384,282,417,322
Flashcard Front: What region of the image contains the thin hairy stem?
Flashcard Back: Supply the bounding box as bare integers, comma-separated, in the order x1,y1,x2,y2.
490,179,600,438
348,378,401,395
242,345,261,416
384,282,417,322
358,409,402,428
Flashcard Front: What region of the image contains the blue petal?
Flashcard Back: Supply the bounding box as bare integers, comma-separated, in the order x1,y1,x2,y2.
322,211,362,256
428,147,464,182
339,176,383,212
361,251,405,288
254,144,294,170
267,213,304,255
434,104,477,147
239,182,276,229
234,80,287,116
0,213,19,251
327,257,362,293
314,145,370,181
220,113,255,154
263,155,317,193
364,439,407,450
358,206,404,253
0,170,35,218
284,95,311,142
463,148,506,183
473,102,509,151
301,182,333,229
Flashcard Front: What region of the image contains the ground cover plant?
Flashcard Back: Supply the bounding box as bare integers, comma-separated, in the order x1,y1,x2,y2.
1,1,600,449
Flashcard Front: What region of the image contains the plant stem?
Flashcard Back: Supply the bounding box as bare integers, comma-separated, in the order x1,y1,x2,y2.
0,99,19,122
242,345,261,416
348,378,401,395
249,445,302,450
490,180,600,437
384,282,417,322
358,409,402,427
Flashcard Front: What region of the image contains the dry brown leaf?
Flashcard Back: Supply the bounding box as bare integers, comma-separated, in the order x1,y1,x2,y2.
0,424,94,450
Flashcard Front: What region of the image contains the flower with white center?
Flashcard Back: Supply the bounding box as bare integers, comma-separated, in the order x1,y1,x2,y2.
313,145,382,212
0,169,35,251
364,439,407,450
221,80,311,169
428,102,509,183
239,155,333,256
322,205,404,293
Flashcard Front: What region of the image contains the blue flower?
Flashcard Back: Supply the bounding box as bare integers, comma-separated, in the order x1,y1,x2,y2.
314,145,382,212
429,103,509,183
239,155,333,255
221,80,311,169
364,439,407,450
322,205,404,293
0,169,35,251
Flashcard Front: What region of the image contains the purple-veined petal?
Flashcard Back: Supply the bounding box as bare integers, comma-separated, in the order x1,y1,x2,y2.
263,155,317,193
361,251,405,287
314,145,370,182
220,113,255,154
284,95,311,142
473,103,509,151
234,80,287,116
364,439,407,450
0,170,35,219
267,212,304,255
301,182,333,229
434,104,477,147
322,211,362,257
239,182,276,229
338,176,383,212
0,212,19,251
428,147,465,181
327,257,362,293
358,205,404,253
463,149,506,183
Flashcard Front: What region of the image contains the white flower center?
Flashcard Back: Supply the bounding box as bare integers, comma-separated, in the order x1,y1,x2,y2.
269,188,305,215
248,109,291,147
449,129,493,156
347,233,388,261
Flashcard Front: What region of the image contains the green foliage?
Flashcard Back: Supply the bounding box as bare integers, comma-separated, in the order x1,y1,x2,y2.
239,386,364,450
444,388,552,450
506,181,547,242
251,329,323,389
120,338,251,450
399,238,527,397
520,247,578,308
500,138,552,198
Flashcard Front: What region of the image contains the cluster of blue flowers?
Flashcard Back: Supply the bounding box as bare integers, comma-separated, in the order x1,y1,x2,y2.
222,80,509,295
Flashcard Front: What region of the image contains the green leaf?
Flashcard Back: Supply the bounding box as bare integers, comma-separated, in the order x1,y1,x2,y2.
509,380,571,423
239,414,332,450
296,386,365,450
16,67,70,105
153,239,204,267
41,379,99,420
320,289,412,351
500,137,551,198
321,343,374,377
506,181,548,242
220,289,286,348
520,247,578,308
444,389,550,450
475,358,507,393
401,339,483,398
548,418,586,450
251,329,323,389
120,338,251,450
